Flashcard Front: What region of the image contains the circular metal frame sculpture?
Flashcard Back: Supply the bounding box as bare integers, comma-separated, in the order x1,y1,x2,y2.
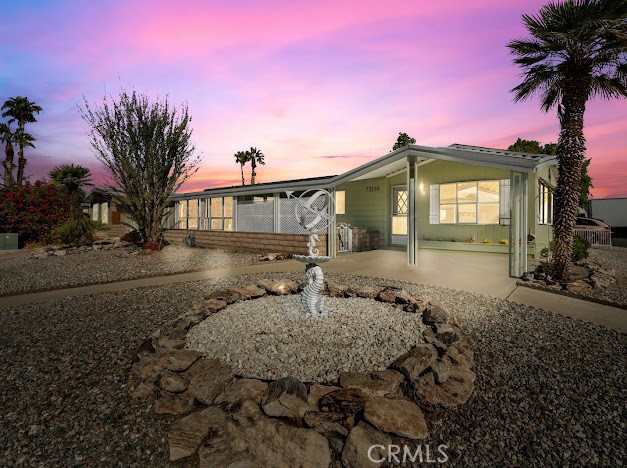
287,189,334,317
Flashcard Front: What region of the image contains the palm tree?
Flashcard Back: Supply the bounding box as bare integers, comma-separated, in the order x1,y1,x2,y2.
508,0,627,281
248,147,265,185
0,123,15,187
234,150,249,185
1,96,42,185
49,163,93,218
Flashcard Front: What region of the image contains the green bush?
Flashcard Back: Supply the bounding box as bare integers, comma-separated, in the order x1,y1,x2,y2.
121,230,142,244
53,217,106,246
571,235,590,262
540,235,590,262
183,234,196,247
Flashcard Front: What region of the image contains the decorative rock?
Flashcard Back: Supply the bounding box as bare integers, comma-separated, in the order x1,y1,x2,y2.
327,282,349,297
207,289,241,304
413,367,476,410
446,342,474,368
339,370,404,398
377,287,415,304
566,279,592,293
318,388,368,419
214,378,268,405
304,410,344,426
363,397,429,439
166,349,203,372
434,323,460,345
154,390,195,415
422,305,449,324
191,298,228,314
263,376,309,420
199,408,331,468
159,371,190,393
341,422,391,468
157,338,186,350
353,286,381,299
391,344,437,381
187,358,234,404
313,421,349,437
273,279,300,294
168,406,227,461
266,376,308,402
263,394,310,420
569,265,590,281
228,285,266,300
307,384,340,406
430,357,453,384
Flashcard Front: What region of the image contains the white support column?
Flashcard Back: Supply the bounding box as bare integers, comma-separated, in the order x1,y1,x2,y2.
512,173,521,277
521,173,528,274
407,155,418,266
273,192,280,233
328,188,337,257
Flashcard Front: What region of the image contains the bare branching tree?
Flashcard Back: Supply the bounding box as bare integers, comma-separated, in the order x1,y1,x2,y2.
79,89,200,247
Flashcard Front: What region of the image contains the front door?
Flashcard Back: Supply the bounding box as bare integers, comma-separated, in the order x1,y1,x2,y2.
391,185,408,246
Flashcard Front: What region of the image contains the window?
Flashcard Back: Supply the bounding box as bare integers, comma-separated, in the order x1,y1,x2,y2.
439,181,500,224
335,191,345,215
177,200,188,229
206,197,234,231
392,186,408,235
538,182,553,225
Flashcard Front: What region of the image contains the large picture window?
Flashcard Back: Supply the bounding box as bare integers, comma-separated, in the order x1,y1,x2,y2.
439,181,500,224
538,181,553,225
206,197,234,231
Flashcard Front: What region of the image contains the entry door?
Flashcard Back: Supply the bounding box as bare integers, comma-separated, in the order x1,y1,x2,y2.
391,185,408,246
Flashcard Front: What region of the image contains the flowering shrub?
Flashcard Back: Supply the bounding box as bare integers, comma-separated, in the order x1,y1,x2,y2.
0,181,73,244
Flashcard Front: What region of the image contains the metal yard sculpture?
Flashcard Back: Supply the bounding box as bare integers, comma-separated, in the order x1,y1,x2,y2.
286,189,334,317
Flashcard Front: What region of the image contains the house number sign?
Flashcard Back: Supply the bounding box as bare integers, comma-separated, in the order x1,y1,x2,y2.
365,185,380,192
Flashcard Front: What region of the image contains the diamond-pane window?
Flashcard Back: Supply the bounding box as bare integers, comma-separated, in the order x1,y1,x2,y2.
394,188,408,215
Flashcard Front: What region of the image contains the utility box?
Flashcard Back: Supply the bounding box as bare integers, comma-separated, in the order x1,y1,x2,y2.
0,233,19,250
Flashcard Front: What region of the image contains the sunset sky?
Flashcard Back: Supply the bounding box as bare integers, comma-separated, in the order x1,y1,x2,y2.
1,0,625,198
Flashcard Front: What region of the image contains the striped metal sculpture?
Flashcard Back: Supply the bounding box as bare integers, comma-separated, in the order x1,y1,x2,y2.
287,189,334,317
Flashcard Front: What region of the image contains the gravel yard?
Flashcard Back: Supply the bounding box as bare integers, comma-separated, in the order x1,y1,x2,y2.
587,246,627,306
187,295,427,382
0,245,261,296
0,272,624,467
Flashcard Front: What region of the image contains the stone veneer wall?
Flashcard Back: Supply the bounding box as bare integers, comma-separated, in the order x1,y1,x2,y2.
165,230,327,255
336,227,379,253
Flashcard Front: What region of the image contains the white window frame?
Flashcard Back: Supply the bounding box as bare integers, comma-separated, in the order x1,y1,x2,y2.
435,180,501,225
538,180,553,225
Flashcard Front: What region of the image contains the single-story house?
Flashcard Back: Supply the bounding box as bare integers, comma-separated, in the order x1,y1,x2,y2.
162,144,557,277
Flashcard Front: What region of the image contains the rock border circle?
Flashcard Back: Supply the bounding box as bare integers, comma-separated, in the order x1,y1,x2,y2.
129,277,476,466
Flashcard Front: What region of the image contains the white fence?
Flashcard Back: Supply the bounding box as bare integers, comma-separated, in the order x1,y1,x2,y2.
337,224,352,252
574,229,612,247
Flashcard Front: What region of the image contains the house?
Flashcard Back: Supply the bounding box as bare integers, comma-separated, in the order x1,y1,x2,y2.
164,143,557,277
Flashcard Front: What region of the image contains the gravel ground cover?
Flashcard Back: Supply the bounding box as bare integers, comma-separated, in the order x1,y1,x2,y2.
187,295,426,382
0,245,261,296
1,272,625,467
587,246,627,306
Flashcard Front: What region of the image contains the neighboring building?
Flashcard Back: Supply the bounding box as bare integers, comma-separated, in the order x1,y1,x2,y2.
86,188,134,238
163,144,557,277
590,198,627,237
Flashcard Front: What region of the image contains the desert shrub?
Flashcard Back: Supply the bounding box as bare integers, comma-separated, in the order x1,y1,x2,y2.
0,181,73,244
540,236,590,262
53,217,106,246
571,235,590,262
183,234,196,247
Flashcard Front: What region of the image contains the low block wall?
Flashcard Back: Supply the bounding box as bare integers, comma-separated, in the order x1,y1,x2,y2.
164,230,328,255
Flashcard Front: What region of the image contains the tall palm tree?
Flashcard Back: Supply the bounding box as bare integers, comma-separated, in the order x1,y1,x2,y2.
234,150,249,185
0,123,15,187
248,146,265,185
1,96,42,185
508,0,627,281
49,163,93,218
